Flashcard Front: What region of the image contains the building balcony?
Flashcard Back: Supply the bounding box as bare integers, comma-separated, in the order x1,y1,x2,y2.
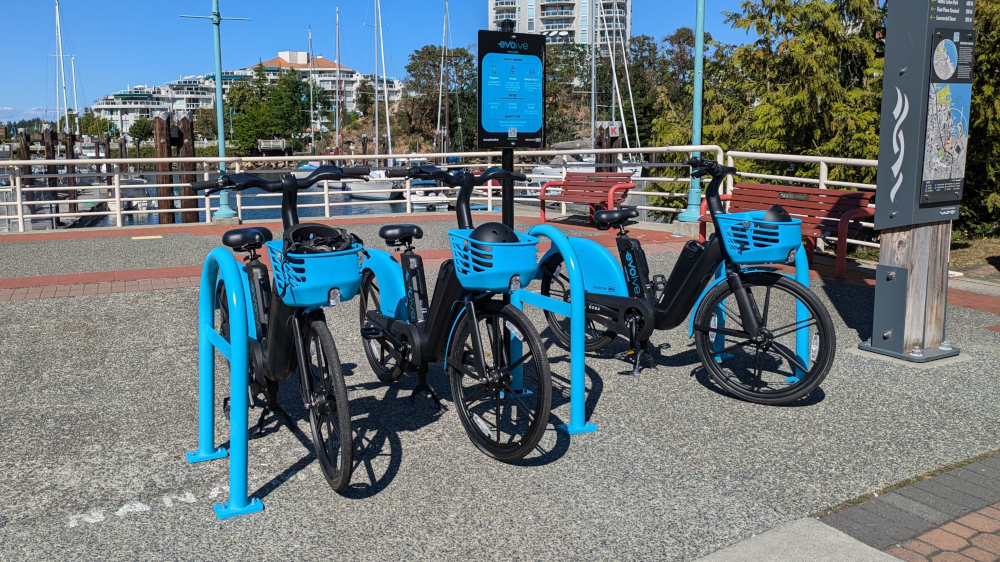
543,21,574,30
493,11,517,21
494,0,517,6
540,9,574,17
540,0,574,4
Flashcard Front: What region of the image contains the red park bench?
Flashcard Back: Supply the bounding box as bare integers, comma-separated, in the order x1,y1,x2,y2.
699,182,875,279
538,172,636,224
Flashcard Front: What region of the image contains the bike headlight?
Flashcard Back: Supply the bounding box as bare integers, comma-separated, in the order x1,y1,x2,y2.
328,288,341,307
509,275,521,293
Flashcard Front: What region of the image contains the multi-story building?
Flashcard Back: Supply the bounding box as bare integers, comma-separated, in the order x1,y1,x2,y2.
90,51,404,136
487,0,631,51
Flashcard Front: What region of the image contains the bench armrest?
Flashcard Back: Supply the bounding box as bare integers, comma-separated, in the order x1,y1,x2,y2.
539,181,563,199
607,182,636,210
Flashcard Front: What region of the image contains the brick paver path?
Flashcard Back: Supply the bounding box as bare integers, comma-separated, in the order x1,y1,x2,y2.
887,504,1000,561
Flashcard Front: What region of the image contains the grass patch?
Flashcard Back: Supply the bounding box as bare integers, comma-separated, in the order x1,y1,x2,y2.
811,448,1000,518
950,236,1000,270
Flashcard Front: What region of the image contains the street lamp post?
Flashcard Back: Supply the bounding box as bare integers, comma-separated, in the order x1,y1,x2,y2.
678,0,706,222
181,0,249,221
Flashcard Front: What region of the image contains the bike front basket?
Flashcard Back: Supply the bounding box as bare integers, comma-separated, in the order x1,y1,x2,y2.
448,229,540,292
716,211,802,265
265,241,364,307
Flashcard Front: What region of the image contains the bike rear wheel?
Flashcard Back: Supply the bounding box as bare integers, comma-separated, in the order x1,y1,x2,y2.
540,254,616,352
359,270,405,383
447,300,552,462
693,272,835,405
299,313,353,491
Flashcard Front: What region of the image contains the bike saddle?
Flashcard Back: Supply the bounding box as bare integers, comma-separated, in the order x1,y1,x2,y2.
594,208,639,228
222,226,273,251
378,224,423,247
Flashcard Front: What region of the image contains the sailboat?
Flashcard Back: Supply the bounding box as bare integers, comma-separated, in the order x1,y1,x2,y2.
348,0,401,201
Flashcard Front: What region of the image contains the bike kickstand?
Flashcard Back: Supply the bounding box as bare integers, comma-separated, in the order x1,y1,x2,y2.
411,366,444,411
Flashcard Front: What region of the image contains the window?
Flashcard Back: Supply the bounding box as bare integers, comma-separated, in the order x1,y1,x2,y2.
528,19,534,30
528,4,534,17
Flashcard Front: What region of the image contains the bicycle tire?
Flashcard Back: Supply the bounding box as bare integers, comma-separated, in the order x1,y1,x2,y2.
693,272,835,405
359,270,405,383
447,300,552,462
539,254,616,352
299,313,353,492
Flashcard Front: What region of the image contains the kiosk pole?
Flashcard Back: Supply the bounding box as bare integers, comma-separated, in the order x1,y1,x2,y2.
501,148,514,228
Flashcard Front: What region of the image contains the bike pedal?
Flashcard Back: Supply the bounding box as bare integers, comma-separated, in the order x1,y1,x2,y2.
360,327,382,339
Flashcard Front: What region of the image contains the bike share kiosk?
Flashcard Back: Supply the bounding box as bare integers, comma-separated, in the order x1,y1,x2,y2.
859,0,977,362
477,23,594,434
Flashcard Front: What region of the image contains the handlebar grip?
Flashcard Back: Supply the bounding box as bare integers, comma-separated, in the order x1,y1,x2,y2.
342,166,371,176
190,179,218,191
386,168,410,178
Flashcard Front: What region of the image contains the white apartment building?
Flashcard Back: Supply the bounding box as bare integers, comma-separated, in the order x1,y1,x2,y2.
90,51,404,136
487,0,630,50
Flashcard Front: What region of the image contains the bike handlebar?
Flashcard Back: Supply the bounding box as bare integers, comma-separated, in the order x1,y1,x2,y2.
681,157,738,178
383,166,527,186
191,165,371,194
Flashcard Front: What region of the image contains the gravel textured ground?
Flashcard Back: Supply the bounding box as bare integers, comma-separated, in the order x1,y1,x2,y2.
1,233,999,560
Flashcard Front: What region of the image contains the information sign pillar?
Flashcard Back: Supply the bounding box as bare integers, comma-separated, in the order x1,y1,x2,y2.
860,0,977,362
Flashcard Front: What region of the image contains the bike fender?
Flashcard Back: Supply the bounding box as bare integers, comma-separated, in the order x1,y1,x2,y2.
537,237,629,297
361,249,407,318
687,267,777,337
442,304,469,362
214,263,258,341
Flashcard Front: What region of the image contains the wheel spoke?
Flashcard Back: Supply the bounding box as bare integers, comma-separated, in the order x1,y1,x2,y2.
500,349,534,377
716,338,756,355
495,391,501,444
502,383,536,425
752,347,763,392
770,343,810,374
448,358,482,380
761,286,771,328
770,319,819,340
463,383,489,406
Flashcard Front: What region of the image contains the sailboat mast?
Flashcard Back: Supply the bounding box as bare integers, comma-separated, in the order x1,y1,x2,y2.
373,0,379,159
336,5,341,150
590,0,596,149
376,0,393,154
55,0,70,133
308,26,316,149
435,0,447,151
54,59,61,137
71,55,80,136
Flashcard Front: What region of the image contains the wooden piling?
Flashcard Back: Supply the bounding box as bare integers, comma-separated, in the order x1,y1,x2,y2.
176,112,199,223
43,127,57,212
152,112,175,224
64,132,78,214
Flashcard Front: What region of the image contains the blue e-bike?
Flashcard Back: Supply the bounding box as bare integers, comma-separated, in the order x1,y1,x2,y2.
357,166,552,462
538,157,836,405
192,165,371,491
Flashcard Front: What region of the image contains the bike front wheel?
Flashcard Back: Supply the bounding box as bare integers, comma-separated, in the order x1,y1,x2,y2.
359,270,405,383
447,300,552,462
299,313,353,491
693,272,835,405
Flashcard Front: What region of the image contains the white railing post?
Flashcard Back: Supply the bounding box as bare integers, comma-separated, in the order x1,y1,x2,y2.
487,182,494,212
203,161,212,223
13,169,24,232
819,161,829,189
234,162,243,221
113,172,123,227
324,180,331,218
727,153,735,194
405,179,412,214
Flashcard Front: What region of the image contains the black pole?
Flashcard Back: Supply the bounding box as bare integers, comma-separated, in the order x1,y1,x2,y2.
501,147,514,228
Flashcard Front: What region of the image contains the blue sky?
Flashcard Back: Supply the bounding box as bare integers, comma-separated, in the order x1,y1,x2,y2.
0,0,750,122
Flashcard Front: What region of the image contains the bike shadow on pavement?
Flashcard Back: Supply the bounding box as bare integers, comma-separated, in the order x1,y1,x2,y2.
340,361,448,499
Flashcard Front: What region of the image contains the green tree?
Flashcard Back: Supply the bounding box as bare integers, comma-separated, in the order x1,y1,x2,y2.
962,0,1000,235
78,110,112,137
193,108,217,139
269,68,308,142
128,117,154,156
227,65,270,154
355,78,374,118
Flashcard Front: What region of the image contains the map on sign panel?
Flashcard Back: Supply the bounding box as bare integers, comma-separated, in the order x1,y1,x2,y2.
480,52,543,136
922,82,971,183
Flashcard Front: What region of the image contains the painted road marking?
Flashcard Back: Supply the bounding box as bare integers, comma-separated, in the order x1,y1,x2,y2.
131,235,163,240
115,502,151,518
67,508,105,527
162,492,197,507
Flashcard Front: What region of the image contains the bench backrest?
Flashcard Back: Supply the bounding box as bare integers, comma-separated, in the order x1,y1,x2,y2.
729,182,874,236
560,172,636,196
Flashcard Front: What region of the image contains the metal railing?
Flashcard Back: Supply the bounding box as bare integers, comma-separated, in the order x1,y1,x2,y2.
0,145,885,256
0,146,720,232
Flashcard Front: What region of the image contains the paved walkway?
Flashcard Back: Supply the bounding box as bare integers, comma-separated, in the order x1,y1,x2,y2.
2,215,1000,560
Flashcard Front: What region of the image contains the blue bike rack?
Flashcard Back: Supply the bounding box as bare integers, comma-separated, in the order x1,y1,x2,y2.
510,224,595,435
712,243,811,378
185,247,264,520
